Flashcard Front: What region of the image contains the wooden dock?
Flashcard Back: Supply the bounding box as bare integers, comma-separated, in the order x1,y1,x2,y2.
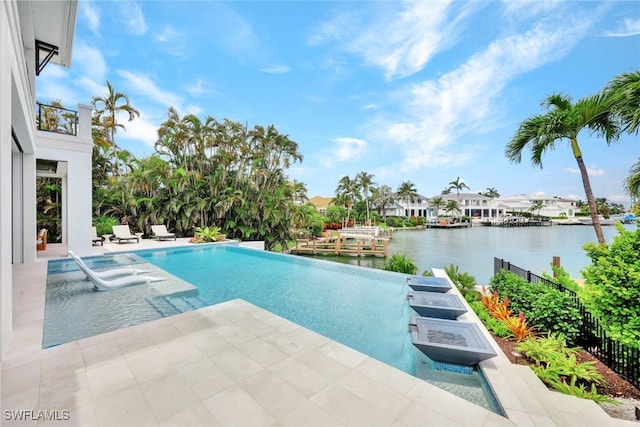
289,235,388,257
425,220,471,229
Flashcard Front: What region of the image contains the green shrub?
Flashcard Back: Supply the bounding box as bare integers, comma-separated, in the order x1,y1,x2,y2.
580,223,640,349
93,216,119,236
382,253,417,274
192,226,226,243
515,334,613,403
490,270,581,343
444,264,478,298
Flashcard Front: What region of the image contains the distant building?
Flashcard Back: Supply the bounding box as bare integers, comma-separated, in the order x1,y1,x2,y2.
307,196,333,216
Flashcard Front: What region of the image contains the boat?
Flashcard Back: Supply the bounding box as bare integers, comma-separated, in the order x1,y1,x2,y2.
578,216,616,226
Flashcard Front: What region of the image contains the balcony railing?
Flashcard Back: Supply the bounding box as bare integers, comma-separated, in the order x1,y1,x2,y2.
36,103,78,136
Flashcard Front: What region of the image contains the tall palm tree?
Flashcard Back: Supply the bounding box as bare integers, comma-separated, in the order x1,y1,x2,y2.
371,184,394,223
505,93,621,244
529,200,544,217
444,200,461,218
448,176,469,202
92,81,140,176
396,181,418,217
355,171,376,225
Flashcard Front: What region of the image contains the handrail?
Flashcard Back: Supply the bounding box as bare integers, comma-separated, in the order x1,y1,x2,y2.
36,103,78,136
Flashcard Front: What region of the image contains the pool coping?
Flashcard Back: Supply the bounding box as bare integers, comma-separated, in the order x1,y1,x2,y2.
3,240,632,426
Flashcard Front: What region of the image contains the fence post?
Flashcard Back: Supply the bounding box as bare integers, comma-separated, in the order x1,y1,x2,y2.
552,256,561,277
527,270,531,282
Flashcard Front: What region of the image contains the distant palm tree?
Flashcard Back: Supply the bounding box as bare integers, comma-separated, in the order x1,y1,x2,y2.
429,196,445,217
505,93,621,244
372,185,395,223
444,200,461,218
482,187,500,199
448,176,469,201
441,187,452,195
334,176,358,225
397,181,418,217
356,172,376,225
529,200,544,217
625,159,640,204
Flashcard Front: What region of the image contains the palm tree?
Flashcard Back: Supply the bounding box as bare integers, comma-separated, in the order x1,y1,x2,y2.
355,172,376,225
429,196,445,217
625,159,640,205
529,200,544,217
371,184,395,224
482,187,500,199
444,200,461,218
92,81,140,176
505,93,621,244
604,70,640,135
396,181,418,217
335,176,358,226
448,176,469,202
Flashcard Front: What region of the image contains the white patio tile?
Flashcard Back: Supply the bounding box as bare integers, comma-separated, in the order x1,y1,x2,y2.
93,386,158,427
268,356,332,398
310,383,397,426
203,385,276,426
175,357,235,400
86,358,136,399
238,369,308,419
139,372,202,422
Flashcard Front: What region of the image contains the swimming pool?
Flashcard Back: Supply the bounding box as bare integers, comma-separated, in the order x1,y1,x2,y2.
43,243,501,413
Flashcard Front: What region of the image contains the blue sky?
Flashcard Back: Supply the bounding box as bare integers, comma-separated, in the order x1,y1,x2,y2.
38,1,640,205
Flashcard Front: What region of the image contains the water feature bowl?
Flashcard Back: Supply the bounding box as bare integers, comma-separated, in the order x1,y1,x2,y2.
410,316,497,365
408,291,468,319
406,276,451,293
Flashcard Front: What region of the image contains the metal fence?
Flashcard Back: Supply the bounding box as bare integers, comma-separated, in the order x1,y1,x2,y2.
494,257,639,390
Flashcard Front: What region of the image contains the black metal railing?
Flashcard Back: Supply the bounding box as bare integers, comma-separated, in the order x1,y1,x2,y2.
36,103,78,136
494,257,639,390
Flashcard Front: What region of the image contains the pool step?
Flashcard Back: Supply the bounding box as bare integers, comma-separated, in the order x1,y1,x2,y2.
146,291,208,317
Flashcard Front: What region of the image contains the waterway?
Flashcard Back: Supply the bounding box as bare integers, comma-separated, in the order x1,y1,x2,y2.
317,223,636,284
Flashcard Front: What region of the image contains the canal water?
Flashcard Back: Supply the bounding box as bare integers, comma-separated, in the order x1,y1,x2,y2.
317,223,636,284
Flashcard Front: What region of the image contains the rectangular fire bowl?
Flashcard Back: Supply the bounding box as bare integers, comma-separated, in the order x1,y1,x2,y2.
408,291,468,319
410,316,497,365
406,276,451,293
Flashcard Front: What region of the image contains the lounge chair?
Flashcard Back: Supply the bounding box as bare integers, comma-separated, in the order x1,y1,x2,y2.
67,251,165,291
36,229,47,251
112,225,139,244
150,225,176,241
92,227,104,246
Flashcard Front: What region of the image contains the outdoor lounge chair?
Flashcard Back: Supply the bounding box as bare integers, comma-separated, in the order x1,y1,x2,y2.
150,225,176,241
92,227,104,246
67,251,165,291
36,229,47,251
112,225,139,244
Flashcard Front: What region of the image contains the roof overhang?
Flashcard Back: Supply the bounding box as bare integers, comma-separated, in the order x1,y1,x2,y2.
18,0,78,72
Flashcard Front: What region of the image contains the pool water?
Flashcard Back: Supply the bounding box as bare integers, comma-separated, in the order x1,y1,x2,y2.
43,244,502,413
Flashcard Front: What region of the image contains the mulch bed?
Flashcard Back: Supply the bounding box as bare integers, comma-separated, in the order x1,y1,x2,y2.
492,334,640,400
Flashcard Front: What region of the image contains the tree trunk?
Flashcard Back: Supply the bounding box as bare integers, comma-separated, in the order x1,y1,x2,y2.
576,155,605,244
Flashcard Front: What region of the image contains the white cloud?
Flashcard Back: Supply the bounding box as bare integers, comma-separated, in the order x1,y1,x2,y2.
259,65,291,74
117,113,158,148
606,18,640,37
155,24,177,43
320,138,367,167
119,2,148,36
567,167,606,176
81,2,101,35
185,79,207,96
73,44,108,85
311,1,467,80
375,8,597,172
116,70,184,110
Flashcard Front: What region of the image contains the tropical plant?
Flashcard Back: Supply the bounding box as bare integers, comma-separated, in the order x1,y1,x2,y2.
93,215,119,236
603,70,640,135
624,158,640,201
444,264,478,298
448,176,469,202
505,92,621,244
382,253,417,275
529,200,544,217
192,226,226,243
429,196,445,216
580,223,640,348
444,200,461,218
355,171,376,225
91,81,140,177
502,312,536,341
397,181,418,217
481,187,500,199
334,176,359,226
371,185,395,224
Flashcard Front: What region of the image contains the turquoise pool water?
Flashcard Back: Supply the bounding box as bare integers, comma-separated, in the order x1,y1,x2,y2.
44,243,502,413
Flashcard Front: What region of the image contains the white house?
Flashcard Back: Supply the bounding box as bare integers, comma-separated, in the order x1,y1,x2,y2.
496,195,578,218
1,0,90,358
